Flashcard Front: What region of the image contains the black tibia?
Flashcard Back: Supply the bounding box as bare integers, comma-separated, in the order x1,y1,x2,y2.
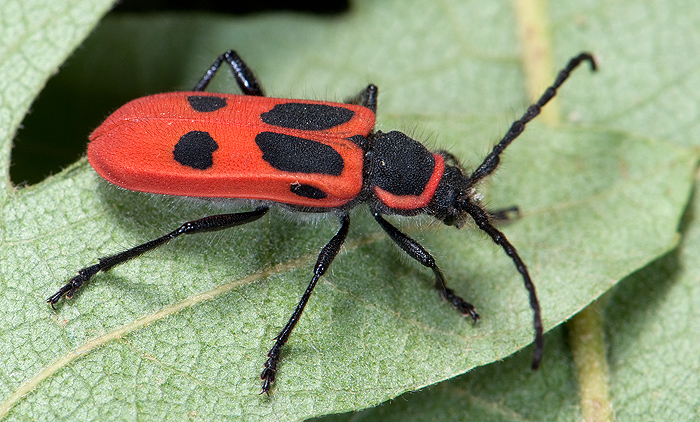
193,50,265,96
260,213,351,394
47,207,270,308
372,212,479,321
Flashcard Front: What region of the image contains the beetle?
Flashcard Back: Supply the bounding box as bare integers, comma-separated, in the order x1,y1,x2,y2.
48,50,596,394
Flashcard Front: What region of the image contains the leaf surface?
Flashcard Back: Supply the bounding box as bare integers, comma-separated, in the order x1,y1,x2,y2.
1,1,697,421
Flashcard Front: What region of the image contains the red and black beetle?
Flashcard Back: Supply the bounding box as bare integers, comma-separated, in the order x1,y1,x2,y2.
48,50,596,394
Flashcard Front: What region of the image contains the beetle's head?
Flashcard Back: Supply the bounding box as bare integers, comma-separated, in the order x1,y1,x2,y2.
425,158,484,228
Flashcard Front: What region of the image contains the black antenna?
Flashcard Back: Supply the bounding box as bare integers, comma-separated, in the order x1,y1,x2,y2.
465,53,597,368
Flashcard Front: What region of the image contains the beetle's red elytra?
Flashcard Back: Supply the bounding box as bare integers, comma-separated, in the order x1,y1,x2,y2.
89,93,374,208
48,50,596,394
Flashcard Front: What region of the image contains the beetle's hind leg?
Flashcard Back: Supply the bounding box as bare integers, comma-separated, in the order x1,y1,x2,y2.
47,207,270,308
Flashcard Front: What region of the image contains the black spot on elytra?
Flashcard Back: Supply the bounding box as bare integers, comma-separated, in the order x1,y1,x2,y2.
255,132,343,175
261,103,354,131
174,131,219,170
291,184,327,199
368,131,435,196
187,95,227,112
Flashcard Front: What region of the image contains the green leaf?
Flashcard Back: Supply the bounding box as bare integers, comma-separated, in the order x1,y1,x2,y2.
1,1,697,421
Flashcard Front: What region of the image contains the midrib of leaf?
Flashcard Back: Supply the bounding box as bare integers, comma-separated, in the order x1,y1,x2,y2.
513,0,558,124
513,0,614,419
569,298,615,422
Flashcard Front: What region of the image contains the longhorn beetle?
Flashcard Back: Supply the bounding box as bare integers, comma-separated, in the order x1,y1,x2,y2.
49,50,596,394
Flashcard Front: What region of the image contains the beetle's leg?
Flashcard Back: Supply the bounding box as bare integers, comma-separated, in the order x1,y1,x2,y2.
47,207,270,307
373,212,479,321
487,205,520,222
193,50,265,96
469,53,596,183
345,84,378,113
260,213,350,395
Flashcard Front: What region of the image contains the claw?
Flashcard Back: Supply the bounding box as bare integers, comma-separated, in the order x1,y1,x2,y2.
46,265,98,309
